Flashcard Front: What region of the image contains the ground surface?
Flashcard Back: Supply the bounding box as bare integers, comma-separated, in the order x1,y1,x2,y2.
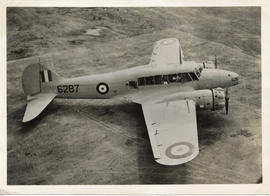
7,7,261,184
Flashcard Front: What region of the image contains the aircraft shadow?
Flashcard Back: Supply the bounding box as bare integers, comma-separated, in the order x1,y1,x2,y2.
134,108,227,184
196,110,228,146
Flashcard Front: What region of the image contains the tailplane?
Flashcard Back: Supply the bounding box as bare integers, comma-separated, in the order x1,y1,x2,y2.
22,63,63,122
22,93,57,122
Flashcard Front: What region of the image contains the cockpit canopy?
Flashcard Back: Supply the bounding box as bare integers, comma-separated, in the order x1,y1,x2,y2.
195,66,203,77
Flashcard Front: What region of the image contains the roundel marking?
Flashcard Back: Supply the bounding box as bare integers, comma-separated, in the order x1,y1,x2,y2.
96,82,109,94
165,142,194,159
160,39,176,45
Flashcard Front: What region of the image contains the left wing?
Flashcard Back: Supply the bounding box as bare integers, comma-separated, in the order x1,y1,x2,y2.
141,99,199,165
149,38,184,67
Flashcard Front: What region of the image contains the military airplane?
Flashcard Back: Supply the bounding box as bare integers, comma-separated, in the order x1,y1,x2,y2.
22,38,239,166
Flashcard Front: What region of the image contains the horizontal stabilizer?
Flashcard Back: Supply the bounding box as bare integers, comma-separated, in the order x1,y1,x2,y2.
22,93,57,122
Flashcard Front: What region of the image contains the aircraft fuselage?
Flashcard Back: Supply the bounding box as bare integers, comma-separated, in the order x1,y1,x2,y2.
41,61,239,101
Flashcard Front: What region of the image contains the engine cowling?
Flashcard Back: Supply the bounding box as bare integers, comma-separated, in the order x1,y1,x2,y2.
211,88,225,110
159,88,225,111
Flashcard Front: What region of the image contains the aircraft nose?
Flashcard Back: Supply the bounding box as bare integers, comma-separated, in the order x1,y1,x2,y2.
230,72,239,84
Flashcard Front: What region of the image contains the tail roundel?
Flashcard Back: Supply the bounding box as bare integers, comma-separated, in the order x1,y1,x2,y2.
22,63,63,122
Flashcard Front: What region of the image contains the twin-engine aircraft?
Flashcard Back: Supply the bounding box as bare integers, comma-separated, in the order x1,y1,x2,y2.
22,38,239,166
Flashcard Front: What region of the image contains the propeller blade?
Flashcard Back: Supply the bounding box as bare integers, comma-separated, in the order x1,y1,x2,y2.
214,55,217,69
225,88,229,115
225,97,229,115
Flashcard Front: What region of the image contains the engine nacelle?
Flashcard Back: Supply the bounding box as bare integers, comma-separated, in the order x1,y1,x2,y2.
211,88,225,110
159,88,225,111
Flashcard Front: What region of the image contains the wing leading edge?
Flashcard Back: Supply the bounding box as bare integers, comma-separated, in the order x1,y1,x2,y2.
141,99,199,165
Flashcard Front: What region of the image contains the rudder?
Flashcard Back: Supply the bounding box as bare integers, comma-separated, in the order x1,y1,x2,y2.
22,63,63,96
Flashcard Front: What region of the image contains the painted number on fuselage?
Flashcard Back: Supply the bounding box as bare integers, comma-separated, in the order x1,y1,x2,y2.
57,85,79,93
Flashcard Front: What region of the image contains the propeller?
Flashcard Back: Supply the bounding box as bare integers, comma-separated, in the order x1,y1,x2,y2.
225,87,229,115
214,55,217,69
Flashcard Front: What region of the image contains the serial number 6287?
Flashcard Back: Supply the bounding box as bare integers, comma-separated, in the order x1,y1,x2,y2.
57,85,79,93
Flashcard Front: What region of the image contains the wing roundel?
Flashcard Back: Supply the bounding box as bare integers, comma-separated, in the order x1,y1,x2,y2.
141,99,199,165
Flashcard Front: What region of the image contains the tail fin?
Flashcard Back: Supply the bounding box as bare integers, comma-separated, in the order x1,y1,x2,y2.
22,63,62,122
22,63,63,96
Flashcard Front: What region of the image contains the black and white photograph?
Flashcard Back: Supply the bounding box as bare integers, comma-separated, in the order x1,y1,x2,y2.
2,1,268,193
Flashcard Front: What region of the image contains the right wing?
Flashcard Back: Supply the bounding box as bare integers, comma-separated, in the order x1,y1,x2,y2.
23,93,57,122
149,38,184,67
141,99,199,165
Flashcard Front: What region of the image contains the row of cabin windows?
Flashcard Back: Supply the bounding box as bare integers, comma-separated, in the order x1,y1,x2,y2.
137,72,198,86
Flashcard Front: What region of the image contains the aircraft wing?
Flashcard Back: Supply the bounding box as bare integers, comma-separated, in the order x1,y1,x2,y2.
23,93,57,122
149,38,184,67
141,99,199,165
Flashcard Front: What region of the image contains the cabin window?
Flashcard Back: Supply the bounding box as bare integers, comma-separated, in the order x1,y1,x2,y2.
154,75,162,84
145,76,154,85
181,73,192,82
189,72,199,80
177,73,182,82
162,75,169,84
137,72,197,86
138,77,145,86
168,74,177,83
129,81,137,88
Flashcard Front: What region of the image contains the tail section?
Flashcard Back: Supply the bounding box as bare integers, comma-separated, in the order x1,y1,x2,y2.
22,63,63,96
22,63,63,122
